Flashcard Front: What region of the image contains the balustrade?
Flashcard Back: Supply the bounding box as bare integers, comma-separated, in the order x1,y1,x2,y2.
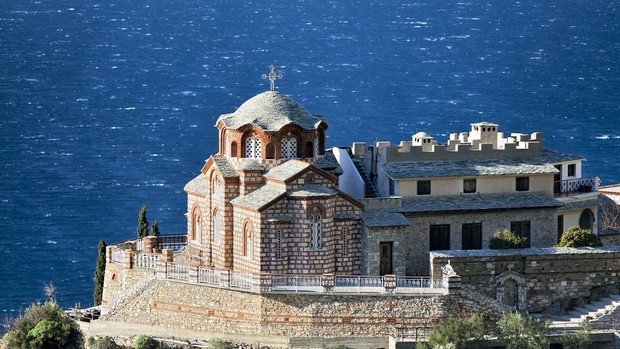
554,177,599,196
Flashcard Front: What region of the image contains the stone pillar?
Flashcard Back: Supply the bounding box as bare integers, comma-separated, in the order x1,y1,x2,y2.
446,276,462,295
322,273,335,293
106,246,113,263
156,259,167,279
384,274,397,294
162,249,174,263
258,272,272,293
221,270,231,288
122,251,133,269
143,236,158,253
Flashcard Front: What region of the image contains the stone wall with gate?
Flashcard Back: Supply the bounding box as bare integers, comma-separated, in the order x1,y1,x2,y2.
430,246,620,314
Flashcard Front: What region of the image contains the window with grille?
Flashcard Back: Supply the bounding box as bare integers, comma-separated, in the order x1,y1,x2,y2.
463,178,476,193
417,180,431,195
462,223,482,250
516,177,529,191
510,221,531,247
430,224,450,251
342,226,348,256
310,213,323,250
281,137,297,159
277,229,283,260
244,133,262,159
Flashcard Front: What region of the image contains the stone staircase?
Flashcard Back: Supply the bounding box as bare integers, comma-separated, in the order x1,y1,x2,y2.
101,272,157,319
352,158,378,198
546,294,620,328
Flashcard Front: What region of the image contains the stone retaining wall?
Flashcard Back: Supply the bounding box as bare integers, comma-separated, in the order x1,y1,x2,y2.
103,277,510,338
431,247,620,314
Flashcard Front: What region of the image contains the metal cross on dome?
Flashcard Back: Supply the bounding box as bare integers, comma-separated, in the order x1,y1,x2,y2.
262,64,283,91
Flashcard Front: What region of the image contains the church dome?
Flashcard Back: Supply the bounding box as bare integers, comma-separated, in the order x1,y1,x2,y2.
217,91,325,132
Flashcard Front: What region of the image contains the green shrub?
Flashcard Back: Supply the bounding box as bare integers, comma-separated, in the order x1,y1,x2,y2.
91,336,123,349
496,312,549,349
3,302,84,349
207,337,231,349
135,335,158,349
418,314,485,349
557,227,602,248
489,229,528,249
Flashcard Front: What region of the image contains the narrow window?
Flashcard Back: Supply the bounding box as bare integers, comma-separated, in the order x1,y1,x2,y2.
342,226,348,256
243,222,253,258
389,178,395,195
463,178,476,194
557,215,564,243
417,180,431,195
213,210,222,245
510,221,531,247
277,229,283,260
310,213,323,250
430,224,450,251
462,223,482,250
568,164,576,177
516,177,529,192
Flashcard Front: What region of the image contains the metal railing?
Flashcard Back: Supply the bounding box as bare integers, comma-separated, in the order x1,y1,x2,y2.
166,263,189,280
554,177,599,197
157,235,187,251
198,267,223,286
230,271,254,290
110,249,124,264
272,274,323,292
132,253,159,269
334,275,384,293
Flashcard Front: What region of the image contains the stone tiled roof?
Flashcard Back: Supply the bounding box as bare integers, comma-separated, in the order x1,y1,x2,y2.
230,186,287,211
362,211,410,228
381,158,559,179
314,151,343,176
184,174,206,195
266,215,293,222
399,192,563,214
216,91,325,131
238,158,266,171
212,156,238,178
264,160,311,182
539,149,584,163
431,245,620,259
558,198,600,212
288,185,338,198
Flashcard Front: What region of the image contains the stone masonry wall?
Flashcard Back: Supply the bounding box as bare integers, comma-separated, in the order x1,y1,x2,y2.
431,247,620,313
103,278,510,338
101,262,152,306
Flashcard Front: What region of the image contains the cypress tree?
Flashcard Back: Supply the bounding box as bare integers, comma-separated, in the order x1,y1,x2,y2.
137,204,149,239
93,240,106,306
150,219,160,237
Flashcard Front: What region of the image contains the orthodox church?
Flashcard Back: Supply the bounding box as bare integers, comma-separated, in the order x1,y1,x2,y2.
183,89,364,276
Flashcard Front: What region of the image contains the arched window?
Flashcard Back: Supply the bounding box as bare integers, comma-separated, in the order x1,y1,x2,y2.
230,141,238,157
225,134,231,157
265,143,275,159
213,210,222,245
281,137,297,159
579,209,595,231
192,206,201,242
305,141,313,158
244,133,262,159
309,206,323,251
243,221,253,258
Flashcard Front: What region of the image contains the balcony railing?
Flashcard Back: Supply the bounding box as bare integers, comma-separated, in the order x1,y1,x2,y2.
554,177,599,197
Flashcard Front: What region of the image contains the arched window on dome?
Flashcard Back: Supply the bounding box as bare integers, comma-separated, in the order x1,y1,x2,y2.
244,133,262,159
225,134,231,157
318,129,325,156
230,141,238,157
265,143,275,159
305,141,313,159
281,137,297,159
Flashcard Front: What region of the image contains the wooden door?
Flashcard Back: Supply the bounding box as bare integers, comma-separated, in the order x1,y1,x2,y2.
379,242,393,275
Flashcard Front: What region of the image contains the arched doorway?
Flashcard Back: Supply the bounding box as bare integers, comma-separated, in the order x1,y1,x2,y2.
579,209,594,231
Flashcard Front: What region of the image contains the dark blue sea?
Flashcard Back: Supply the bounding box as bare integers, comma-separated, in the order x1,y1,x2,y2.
1,0,619,320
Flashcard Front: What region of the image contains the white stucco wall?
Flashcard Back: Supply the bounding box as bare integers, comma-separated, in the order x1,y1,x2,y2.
332,147,365,199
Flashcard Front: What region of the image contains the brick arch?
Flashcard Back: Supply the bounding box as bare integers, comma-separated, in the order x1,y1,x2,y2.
190,204,202,242
242,219,254,258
